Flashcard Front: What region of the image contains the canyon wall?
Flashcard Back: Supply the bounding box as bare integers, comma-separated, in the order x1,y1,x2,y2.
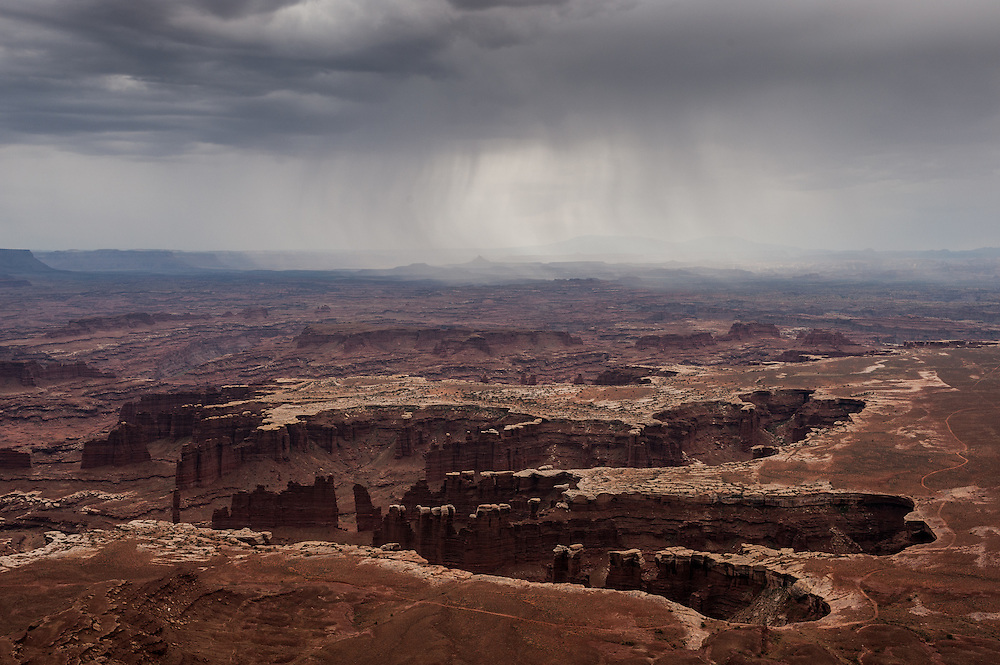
82,385,864,489
82,387,257,469
0,449,30,469
644,547,830,625
375,483,934,577
353,484,382,532
211,475,339,530
294,326,582,357
0,360,110,387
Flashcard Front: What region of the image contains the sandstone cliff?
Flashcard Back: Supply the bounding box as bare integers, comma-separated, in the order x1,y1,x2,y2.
212,475,339,530
0,449,30,469
0,360,110,387
82,386,257,470
722,321,781,341
635,332,715,351
375,477,934,579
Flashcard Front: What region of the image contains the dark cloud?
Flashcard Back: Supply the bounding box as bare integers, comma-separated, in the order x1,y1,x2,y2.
2,0,1000,251
4,0,993,161
196,0,303,19
0,0,467,151
448,0,567,10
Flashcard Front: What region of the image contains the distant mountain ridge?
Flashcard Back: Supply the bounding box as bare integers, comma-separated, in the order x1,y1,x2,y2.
14,239,1000,285
0,249,55,273
500,234,803,262
36,249,224,273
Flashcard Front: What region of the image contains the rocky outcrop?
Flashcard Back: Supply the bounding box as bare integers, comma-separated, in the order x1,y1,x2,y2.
423,418,687,481
722,322,781,341
0,249,53,273
433,331,583,356
635,332,715,351
797,329,860,348
561,488,934,556
294,326,582,356
606,549,644,590
773,350,814,363
592,367,652,386
47,312,207,337
353,484,382,532
378,505,416,550
81,423,153,468
175,414,284,487
211,475,339,530
0,361,35,387
646,547,830,625
550,543,585,584
83,387,257,470
422,391,864,480
400,469,577,520
172,390,865,486
0,361,110,387
739,389,865,443
177,405,527,488
0,449,30,469
377,481,935,578
375,502,517,573
171,489,181,524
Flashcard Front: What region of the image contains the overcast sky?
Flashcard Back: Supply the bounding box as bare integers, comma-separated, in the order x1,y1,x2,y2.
1,0,999,254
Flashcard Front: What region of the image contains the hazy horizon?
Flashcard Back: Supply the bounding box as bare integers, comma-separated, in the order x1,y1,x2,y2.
3,1,1000,253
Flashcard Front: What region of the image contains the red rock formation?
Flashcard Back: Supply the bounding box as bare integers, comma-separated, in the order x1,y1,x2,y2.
592,367,652,386
414,504,463,568
379,486,934,577
0,449,30,469
83,387,257,470
461,504,517,573
0,361,33,387
81,423,153,468
377,505,416,549
353,484,382,532
773,350,813,363
211,475,339,530
178,404,512,488
635,332,715,351
171,489,181,524
294,326,582,357
740,389,865,443
400,469,577,519
163,390,864,487
46,312,207,337
605,549,644,590
0,360,110,387
550,544,585,584
648,548,830,625
797,328,859,348
175,414,276,488
423,417,685,482
722,321,781,341
433,331,583,357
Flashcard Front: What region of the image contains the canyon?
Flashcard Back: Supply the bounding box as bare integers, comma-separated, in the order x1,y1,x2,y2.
1,251,1000,663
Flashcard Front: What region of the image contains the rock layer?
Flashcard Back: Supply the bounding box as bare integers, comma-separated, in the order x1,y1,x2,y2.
376,479,934,578
212,475,339,530
82,387,256,469
645,547,830,625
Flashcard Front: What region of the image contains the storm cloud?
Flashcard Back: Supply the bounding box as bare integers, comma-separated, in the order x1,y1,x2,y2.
1,0,999,253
